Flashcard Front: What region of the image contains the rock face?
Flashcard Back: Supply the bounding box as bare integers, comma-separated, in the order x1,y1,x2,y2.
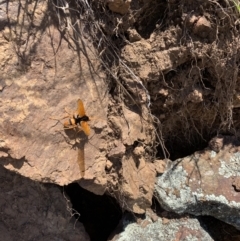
108,210,214,241
0,0,156,213
119,1,240,160
107,102,156,213
0,0,108,194
155,136,240,230
0,165,89,241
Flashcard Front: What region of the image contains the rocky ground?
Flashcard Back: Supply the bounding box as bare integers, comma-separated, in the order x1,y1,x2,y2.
0,0,240,240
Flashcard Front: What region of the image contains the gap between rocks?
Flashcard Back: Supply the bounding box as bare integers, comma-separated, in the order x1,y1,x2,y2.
64,183,122,241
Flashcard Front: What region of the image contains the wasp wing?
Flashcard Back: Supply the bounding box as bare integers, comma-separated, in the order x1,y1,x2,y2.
78,147,85,177
77,99,86,117
81,121,90,136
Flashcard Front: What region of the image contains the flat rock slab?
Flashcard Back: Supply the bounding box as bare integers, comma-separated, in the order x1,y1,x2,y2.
155,136,240,230
0,0,108,194
0,0,157,213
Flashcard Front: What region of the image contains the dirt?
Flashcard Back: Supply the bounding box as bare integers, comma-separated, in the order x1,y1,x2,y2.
115,0,240,159
1,0,240,240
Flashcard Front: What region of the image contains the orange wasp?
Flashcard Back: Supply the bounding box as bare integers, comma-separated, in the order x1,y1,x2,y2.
63,99,90,136
64,99,90,177
51,99,90,177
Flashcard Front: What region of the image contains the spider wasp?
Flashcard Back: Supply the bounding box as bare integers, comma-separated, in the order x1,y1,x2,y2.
63,99,90,136
51,99,90,177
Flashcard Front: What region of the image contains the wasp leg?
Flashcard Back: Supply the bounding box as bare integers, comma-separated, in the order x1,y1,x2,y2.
49,115,72,130
64,107,75,116
76,127,82,133
63,125,78,130
64,124,83,132
76,127,87,135
49,114,71,121
53,125,77,134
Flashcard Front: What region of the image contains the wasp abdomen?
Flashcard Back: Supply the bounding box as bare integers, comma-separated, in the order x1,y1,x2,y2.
64,118,76,127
